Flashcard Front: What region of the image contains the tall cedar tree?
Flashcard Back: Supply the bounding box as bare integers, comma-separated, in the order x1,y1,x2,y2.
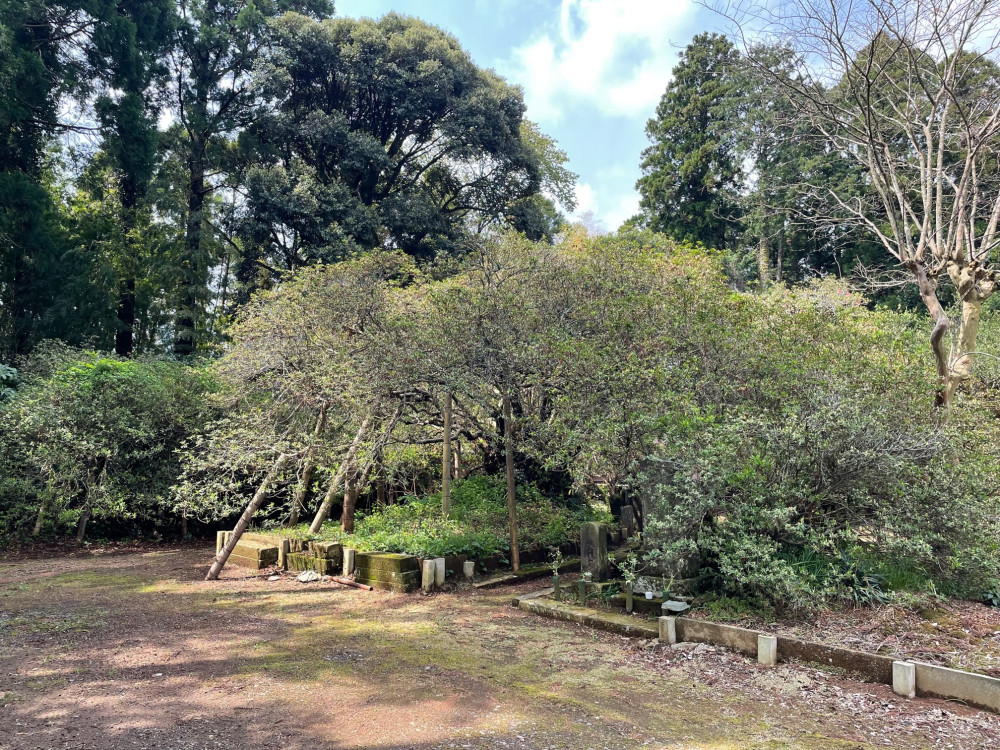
170,0,332,357
90,0,175,356
637,33,743,251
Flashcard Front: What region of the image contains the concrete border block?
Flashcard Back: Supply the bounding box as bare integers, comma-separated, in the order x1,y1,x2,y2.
658,616,677,645
518,597,658,639
775,635,895,684
758,634,777,666
893,661,916,699
434,558,446,586
912,660,1000,713
676,618,759,655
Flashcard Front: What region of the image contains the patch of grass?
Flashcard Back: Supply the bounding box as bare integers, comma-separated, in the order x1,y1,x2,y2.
697,593,775,624
0,609,106,635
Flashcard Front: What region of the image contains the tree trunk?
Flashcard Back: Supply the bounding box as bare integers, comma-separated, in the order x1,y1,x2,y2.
180,514,188,540
175,144,206,357
442,392,452,517
309,414,373,533
376,476,387,507
115,277,135,357
454,440,462,480
75,507,91,543
502,394,520,572
946,279,983,404
914,263,952,409
206,452,291,580
758,234,770,284
32,497,50,536
776,225,785,283
340,466,359,534
289,402,328,527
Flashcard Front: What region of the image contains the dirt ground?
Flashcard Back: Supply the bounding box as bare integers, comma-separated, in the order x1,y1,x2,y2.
1,545,998,750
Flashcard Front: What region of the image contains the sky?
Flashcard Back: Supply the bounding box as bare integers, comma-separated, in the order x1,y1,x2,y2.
335,0,724,231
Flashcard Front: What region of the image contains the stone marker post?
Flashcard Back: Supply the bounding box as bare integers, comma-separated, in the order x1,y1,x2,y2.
893,661,916,699
342,548,356,577
462,560,475,579
434,558,446,586
620,507,638,540
580,522,609,581
757,634,777,666
421,560,436,594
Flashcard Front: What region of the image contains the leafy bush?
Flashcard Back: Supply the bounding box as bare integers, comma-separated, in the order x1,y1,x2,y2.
282,475,609,559
641,282,1000,610
0,346,216,538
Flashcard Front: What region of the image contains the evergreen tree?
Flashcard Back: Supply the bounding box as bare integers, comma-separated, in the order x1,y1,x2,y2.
637,33,743,251
169,0,332,357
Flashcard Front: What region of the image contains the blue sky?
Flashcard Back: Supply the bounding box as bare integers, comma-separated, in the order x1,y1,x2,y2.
335,0,723,231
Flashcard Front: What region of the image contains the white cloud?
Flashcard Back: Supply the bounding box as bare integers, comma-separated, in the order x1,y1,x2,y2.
573,182,597,215
603,193,640,230
505,0,696,124
569,181,638,232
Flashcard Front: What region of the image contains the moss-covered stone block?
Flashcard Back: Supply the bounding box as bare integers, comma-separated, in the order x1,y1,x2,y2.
354,552,420,592
229,540,279,569
356,570,420,593
287,552,339,576
354,552,419,575
309,541,343,562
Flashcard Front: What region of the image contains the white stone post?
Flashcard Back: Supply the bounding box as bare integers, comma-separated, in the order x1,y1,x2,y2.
893,661,916,699
658,616,677,645
757,634,778,666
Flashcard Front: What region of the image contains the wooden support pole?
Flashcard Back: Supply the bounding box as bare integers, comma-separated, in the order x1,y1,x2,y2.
502,393,520,572
442,392,453,517
206,452,291,580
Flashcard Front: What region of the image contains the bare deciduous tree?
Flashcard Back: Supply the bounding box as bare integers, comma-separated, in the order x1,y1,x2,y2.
727,0,1000,407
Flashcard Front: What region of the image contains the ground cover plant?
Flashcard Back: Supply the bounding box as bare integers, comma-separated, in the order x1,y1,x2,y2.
276,476,611,560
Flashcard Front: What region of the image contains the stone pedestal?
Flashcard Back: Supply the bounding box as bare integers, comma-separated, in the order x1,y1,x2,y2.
580,522,609,581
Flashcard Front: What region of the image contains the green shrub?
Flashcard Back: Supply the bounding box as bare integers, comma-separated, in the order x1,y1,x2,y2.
281,475,609,559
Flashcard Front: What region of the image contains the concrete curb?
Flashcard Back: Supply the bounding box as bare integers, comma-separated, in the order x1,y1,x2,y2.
516,595,1000,714
517,597,658,638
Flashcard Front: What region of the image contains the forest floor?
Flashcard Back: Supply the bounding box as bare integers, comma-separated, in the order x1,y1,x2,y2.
1,544,998,750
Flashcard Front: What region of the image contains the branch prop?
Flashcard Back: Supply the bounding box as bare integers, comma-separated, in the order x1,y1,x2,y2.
206,452,292,580
308,413,374,533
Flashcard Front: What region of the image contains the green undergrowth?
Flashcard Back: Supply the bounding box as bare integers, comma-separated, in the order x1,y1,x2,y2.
267,475,610,559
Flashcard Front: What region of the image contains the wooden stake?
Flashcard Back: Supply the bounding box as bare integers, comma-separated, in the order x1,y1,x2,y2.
502,393,520,572
442,392,453,517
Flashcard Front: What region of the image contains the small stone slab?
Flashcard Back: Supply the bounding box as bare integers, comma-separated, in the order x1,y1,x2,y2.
661,600,691,613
